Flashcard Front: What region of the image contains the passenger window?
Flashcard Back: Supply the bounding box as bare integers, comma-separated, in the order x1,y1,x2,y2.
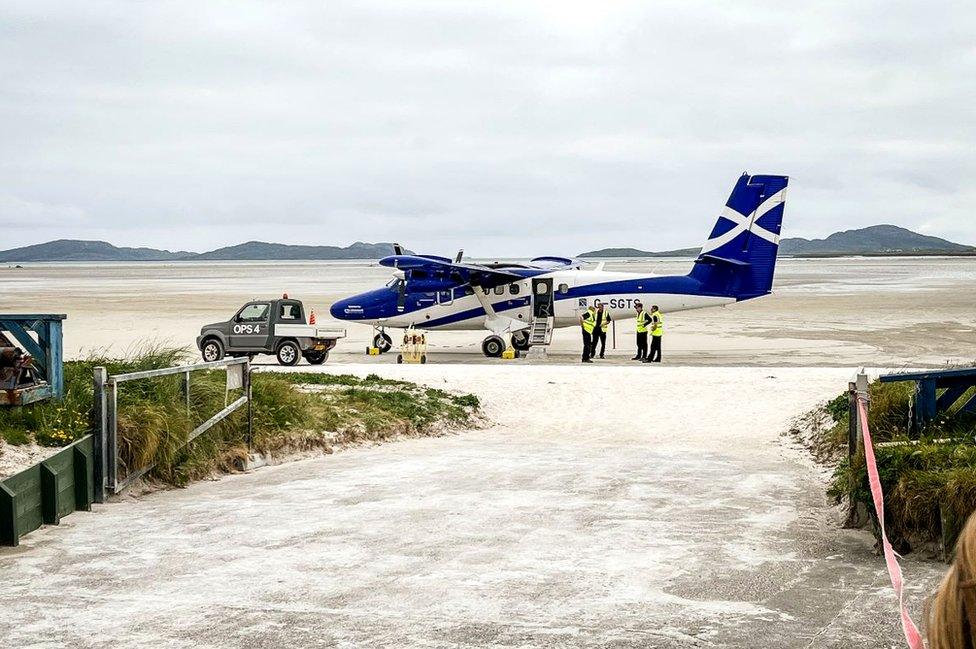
493,286,504,295
558,283,569,295
279,303,300,320
238,303,269,321
509,283,520,295
535,283,549,295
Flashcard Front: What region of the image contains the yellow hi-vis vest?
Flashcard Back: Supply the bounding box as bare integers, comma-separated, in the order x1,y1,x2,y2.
581,308,596,334
650,310,664,336
597,310,611,332
636,310,650,333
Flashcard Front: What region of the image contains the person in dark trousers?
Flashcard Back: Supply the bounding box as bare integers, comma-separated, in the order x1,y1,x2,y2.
643,304,664,363
580,305,596,363
589,300,611,359
633,301,649,360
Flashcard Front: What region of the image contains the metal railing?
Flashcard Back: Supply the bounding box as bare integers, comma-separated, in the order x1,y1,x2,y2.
92,357,252,501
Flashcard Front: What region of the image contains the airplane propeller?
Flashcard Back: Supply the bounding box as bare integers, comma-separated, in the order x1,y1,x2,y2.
396,280,406,312
455,249,464,263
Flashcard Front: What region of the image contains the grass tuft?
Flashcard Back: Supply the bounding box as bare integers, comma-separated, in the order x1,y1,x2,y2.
797,375,976,554
1,347,480,487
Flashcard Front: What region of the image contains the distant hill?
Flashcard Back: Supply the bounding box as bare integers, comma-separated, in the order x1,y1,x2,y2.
0,239,411,262
0,239,193,262
579,247,700,259
195,241,407,261
578,225,974,258
780,225,973,256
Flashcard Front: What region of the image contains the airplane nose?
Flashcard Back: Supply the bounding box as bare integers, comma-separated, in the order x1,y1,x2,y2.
329,300,347,319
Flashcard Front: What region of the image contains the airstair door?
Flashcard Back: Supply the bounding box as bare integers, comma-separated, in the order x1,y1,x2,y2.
531,278,554,318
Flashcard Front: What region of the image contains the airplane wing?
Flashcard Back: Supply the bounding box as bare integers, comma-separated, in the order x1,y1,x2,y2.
379,255,523,288
530,256,581,269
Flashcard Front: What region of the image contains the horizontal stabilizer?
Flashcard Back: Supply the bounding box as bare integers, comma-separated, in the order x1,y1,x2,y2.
697,254,750,267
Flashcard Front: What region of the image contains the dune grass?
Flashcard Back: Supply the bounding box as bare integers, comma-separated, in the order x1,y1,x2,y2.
0,346,480,486
799,377,976,553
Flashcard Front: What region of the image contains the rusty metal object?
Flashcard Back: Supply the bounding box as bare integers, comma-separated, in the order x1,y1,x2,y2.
0,343,39,393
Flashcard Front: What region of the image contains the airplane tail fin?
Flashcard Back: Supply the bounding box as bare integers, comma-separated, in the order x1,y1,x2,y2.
688,173,789,300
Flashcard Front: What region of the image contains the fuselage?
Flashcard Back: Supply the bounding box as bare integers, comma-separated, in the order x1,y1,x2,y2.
330,269,736,331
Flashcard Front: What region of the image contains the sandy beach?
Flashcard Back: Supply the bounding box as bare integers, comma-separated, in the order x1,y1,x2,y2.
0,259,965,647
2,256,974,366
0,364,945,647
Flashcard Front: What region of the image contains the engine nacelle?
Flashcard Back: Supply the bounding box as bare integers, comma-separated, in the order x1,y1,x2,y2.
405,278,458,293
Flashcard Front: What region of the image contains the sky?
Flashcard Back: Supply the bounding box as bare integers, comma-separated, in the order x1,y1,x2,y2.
1,1,974,256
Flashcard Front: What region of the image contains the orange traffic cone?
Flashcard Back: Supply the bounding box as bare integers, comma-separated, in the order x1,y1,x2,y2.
309,310,316,324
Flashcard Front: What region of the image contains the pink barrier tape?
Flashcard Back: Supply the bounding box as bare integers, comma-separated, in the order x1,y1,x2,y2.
857,395,926,648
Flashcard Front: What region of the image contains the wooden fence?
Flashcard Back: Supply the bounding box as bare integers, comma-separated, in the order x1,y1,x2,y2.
0,435,94,547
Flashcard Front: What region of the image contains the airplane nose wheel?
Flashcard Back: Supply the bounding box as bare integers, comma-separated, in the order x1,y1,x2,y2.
481,335,505,358
373,332,393,354
510,330,530,351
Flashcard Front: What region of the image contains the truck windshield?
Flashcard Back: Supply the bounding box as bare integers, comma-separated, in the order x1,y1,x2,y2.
238,303,269,321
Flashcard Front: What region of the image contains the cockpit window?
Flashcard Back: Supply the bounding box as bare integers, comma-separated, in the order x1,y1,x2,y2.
386,278,405,290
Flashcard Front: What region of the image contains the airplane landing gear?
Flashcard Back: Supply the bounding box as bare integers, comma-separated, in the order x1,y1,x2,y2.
481,335,505,358
372,331,393,354
510,330,530,352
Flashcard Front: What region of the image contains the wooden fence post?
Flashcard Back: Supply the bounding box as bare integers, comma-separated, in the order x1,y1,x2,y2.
40,463,60,525
847,381,857,458
73,446,92,512
92,367,107,503
0,482,18,547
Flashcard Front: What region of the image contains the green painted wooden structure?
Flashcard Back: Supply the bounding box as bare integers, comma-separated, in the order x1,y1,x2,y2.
0,435,94,547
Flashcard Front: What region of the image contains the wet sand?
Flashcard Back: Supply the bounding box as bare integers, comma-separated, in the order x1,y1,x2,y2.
1,256,974,366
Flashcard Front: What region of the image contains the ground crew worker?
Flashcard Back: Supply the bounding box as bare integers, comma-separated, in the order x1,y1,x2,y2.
590,300,611,359
642,304,664,363
633,301,649,360
580,305,596,363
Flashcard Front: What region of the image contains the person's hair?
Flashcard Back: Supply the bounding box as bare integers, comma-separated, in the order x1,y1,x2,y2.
927,512,976,648
651,304,659,311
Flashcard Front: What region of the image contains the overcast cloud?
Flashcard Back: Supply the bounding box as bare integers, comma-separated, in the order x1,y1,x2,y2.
1,0,974,255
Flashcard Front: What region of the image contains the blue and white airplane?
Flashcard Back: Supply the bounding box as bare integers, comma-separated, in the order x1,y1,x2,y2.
330,172,788,357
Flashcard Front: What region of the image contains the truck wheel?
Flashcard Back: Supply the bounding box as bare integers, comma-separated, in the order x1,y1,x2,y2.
420,354,427,364
276,340,300,366
396,354,403,364
201,338,224,362
481,335,505,358
304,351,328,365
373,333,393,354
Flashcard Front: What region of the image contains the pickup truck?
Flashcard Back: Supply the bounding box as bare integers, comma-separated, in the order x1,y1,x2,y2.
196,298,346,366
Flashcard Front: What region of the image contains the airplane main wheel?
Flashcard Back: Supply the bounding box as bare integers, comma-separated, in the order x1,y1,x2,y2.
373,333,393,353
481,335,505,358
511,330,530,351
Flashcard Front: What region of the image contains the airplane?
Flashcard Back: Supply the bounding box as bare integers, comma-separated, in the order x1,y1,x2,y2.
330,172,789,357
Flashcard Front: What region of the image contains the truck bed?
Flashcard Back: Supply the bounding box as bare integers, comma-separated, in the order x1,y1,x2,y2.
274,323,347,339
